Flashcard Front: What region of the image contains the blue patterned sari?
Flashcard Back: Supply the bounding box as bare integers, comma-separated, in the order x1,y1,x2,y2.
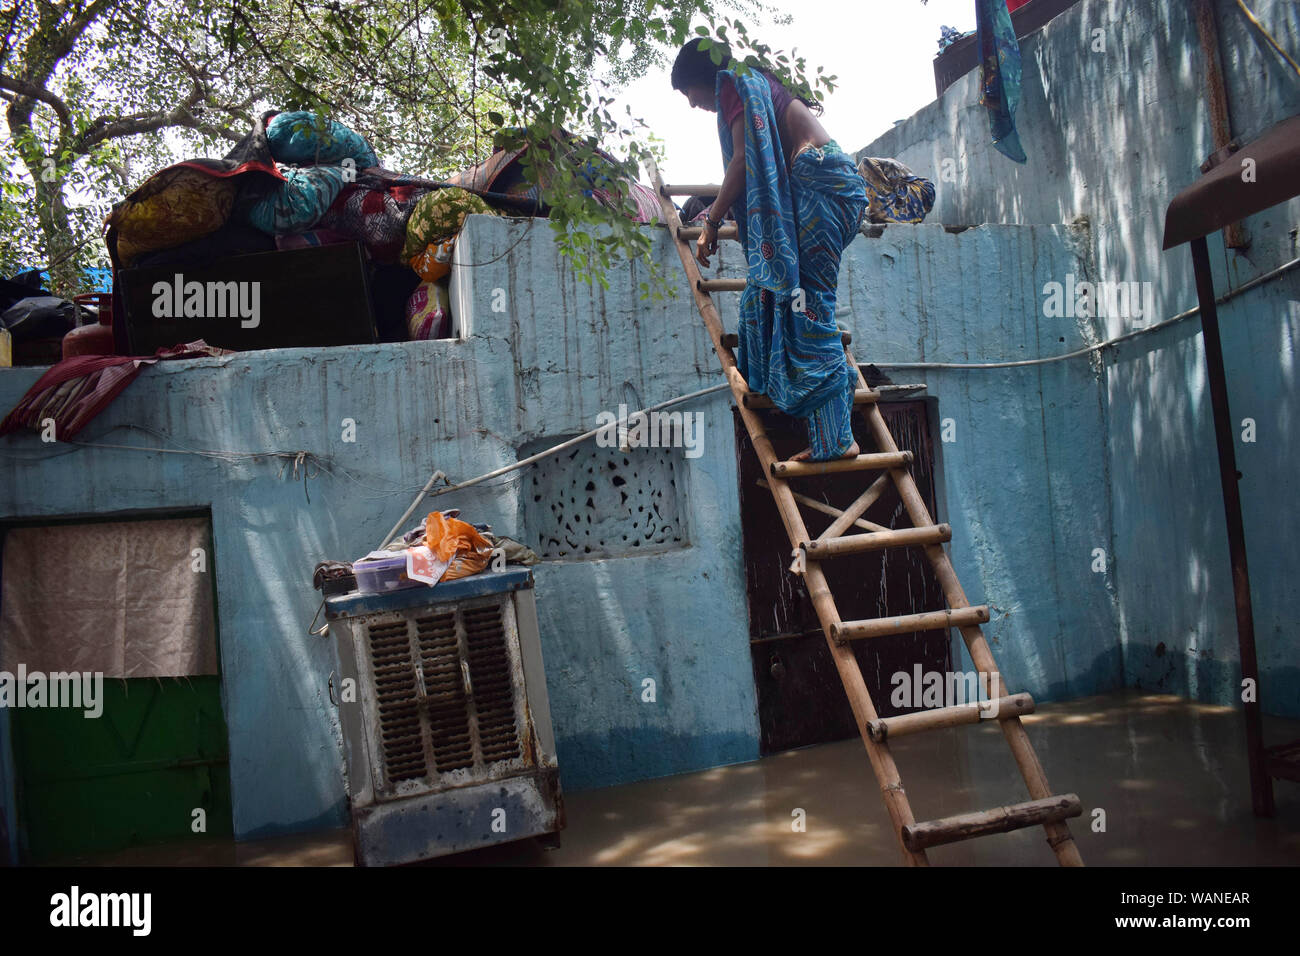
718,69,868,459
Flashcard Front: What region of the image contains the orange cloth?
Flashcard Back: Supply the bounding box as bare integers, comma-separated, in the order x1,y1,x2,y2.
424,511,493,581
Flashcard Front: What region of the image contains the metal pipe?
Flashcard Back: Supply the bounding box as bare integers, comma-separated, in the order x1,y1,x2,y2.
1195,0,1249,248
1190,235,1273,816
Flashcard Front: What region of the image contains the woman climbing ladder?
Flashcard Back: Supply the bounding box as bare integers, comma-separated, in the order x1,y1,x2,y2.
671,38,868,462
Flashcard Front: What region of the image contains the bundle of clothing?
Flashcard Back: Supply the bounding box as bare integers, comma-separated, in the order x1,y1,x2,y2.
104,114,665,345
445,126,662,225
856,157,937,226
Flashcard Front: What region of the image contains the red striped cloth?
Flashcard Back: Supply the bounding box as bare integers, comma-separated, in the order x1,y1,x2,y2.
0,341,231,440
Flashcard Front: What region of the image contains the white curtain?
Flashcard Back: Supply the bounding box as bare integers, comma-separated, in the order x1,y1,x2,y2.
0,517,218,677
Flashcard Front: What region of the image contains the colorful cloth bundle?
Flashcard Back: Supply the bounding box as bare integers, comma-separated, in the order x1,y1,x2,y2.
403,187,501,281
402,188,495,260
266,111,378,170
238,164,351,235
318,173,429,263
107,167,241,267
444,128,660,222
856,157,936,225
405,280,451,340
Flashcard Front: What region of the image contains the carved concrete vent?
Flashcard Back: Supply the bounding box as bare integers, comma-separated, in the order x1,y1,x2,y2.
521,438,690,560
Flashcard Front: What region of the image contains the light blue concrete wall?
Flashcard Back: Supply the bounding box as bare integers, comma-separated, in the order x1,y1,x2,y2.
858,0,1300,715
827,224,1122,702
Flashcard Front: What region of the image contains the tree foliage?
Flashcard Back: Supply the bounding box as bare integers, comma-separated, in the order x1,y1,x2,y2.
1,0,834,296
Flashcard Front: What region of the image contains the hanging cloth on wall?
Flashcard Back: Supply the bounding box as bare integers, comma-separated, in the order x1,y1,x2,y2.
0,341,232,439
976,0,1028,163
0,517,219,678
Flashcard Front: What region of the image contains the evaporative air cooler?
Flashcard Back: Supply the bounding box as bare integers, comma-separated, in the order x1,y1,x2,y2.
324,567,563,865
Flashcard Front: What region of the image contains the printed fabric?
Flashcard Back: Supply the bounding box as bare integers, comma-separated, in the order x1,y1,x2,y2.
266,111,379,170
317,172,430,263
857,156,936,225
237,163,350,235
976,0,1027,163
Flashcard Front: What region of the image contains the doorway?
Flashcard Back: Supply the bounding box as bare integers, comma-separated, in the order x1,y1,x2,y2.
734,400,953,754
0,512,233,863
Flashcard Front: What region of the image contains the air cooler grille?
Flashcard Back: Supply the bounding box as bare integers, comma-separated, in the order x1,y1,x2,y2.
415,611,474,773
363,598,524,794
464,604,522,763
369,619,426,783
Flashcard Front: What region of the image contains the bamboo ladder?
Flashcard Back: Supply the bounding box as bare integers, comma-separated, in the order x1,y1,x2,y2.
648,164,1084,866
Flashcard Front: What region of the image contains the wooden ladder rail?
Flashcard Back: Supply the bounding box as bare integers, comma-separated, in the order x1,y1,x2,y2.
648,164,1084,867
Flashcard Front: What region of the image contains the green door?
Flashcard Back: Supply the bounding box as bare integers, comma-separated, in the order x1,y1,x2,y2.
12,676,233,863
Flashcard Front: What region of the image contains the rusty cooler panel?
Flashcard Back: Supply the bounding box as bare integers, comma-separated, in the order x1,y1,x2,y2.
324,568,563,865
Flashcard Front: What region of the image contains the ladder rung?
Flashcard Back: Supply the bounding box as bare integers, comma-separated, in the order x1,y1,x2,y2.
804,524,951,559
723,330,852,350
662,183,719,197
832,605,990,642
866,693,1035,742
743,387,876,409
770,451,910,478
678,224,739,240
901,794,1083,852
698,278,747,293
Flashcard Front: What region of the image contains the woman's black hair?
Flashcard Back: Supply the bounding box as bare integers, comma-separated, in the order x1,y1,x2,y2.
670,37,732,93
670,37,824,115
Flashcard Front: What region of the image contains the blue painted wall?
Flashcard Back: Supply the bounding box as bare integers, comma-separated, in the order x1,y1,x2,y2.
825,224,1123,703
859,0,1300,714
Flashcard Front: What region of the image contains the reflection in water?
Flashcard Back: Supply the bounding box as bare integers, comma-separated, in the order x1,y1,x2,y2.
76,691,1299,867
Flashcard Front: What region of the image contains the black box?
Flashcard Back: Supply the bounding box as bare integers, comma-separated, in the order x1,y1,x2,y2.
118,242,378,354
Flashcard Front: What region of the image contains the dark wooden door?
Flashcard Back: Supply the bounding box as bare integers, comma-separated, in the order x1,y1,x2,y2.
735,399,952,754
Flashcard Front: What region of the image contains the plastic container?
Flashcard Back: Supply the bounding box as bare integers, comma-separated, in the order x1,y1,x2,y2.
353,553,426,594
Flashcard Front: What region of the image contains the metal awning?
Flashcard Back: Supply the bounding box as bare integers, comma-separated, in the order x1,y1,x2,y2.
1163,114,1300,249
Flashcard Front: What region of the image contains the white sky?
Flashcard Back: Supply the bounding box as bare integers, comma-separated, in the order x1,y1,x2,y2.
618,0,976,183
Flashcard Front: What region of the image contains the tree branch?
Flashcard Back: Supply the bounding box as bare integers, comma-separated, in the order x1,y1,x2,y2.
0,72,71,128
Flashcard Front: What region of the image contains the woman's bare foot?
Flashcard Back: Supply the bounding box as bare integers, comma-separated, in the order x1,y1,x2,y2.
790,441,859,462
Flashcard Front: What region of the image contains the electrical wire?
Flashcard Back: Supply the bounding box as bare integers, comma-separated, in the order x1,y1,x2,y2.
874,254,1300,370
1236,0,1300,77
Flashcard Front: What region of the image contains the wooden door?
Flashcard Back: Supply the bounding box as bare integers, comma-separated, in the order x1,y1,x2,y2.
734,400,952,754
